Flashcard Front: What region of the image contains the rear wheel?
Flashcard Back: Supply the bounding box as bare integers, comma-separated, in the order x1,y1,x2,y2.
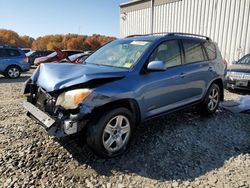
200,83,220,115
5,65,21,79
86,107,134,158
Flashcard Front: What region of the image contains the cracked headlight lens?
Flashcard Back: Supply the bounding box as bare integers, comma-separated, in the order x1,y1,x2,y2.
56,89,92,110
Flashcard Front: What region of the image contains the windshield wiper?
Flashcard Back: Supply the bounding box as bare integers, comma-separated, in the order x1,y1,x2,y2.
88,63,128,69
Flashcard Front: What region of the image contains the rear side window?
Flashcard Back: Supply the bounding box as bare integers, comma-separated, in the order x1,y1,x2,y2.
44,51,52,56
182,40,206,64
149,40,182,68
238,55,250,65
39,52,45,56
7,49,21,57
42,52,48,56
0,49,8,57
203,41,217,60
67,51,77,56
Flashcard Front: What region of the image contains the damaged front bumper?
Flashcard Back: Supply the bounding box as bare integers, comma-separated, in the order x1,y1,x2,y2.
23,101,89,138
23,101,55,128
23,79,90,138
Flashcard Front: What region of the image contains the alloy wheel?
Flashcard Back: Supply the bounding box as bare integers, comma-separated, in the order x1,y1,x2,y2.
8,67,20,78
102,115,131,153
208,88,219,111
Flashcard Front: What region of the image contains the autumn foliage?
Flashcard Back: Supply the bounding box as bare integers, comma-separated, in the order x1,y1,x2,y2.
0,29,34,48
0,29,116,51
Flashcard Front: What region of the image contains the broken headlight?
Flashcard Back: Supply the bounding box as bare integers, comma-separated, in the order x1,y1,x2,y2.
56,89,92,110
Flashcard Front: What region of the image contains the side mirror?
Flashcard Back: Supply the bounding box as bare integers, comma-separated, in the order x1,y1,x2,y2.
147,61,166,71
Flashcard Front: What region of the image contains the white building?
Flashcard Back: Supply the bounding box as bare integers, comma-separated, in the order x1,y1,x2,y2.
120,0,250,62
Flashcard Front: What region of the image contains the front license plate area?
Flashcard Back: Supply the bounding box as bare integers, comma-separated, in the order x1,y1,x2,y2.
236,80,248,87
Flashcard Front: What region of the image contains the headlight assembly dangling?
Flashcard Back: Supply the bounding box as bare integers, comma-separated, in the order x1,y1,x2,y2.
56,89,92,110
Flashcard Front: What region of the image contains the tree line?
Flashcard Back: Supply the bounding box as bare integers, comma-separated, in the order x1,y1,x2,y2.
0,29,116,51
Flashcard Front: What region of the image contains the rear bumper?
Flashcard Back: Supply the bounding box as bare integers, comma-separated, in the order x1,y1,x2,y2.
22,68,30,72
21,63,30,72
23,101,89,138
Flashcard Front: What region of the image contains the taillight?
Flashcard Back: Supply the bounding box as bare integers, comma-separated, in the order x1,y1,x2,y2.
222,59,227,65
23,57,28,63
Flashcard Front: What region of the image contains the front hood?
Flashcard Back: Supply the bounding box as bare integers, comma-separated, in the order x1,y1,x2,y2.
31,63,127,92
228,64,250,73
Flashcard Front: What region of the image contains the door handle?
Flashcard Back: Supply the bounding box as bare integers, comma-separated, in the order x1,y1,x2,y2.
208,67,213,71
180,73,185,78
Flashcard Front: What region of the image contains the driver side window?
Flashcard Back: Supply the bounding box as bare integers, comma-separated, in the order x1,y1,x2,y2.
149,40,182,68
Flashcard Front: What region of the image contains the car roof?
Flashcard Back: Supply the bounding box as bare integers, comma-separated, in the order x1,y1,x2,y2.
0,45,20,50
0,46,25,54
123,32,211,43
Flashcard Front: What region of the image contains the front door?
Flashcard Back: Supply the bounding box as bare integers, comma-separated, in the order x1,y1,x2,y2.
141,40,186,117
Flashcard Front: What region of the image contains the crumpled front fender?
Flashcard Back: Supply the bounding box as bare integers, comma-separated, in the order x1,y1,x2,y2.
79,92,118,115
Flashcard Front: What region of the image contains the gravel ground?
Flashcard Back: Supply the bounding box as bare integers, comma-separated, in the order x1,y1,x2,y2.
0,70,250,188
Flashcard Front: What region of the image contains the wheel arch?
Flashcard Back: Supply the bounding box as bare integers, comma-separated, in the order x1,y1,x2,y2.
91,98,141,125
209,78,224,101
5,64,22,72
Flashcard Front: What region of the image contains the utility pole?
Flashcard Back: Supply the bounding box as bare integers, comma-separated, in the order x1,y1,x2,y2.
151,0,155,34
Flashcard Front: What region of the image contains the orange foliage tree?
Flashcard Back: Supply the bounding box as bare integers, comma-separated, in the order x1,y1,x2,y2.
32,34,116,51
0,29,116,51
0,29,34,48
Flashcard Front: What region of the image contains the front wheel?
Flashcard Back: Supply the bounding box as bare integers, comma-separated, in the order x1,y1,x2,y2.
200,83,220,115
86,107,134,158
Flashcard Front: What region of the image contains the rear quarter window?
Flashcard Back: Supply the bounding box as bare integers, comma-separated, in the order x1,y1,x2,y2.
203,41,217,60
182,40,206,64
7,49,21,57
0,49,8,57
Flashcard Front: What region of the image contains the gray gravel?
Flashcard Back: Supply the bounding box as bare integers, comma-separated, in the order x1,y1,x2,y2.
0,71,250,188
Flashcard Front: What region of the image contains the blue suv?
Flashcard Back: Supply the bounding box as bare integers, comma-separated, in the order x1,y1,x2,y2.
23,33,226,157
0,46,30,78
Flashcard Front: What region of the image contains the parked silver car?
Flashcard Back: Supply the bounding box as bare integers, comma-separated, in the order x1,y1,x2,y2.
225,53,250,91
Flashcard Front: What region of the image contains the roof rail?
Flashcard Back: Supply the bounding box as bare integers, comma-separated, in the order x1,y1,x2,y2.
126,34,149,38
167,32,211,41
126,32,169,38
126,32,211,41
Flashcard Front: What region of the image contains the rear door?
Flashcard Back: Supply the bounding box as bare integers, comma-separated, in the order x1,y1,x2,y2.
7,49,23,66
180,39,215,101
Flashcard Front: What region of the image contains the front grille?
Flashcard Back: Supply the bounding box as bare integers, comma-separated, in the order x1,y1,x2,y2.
228,72,250,80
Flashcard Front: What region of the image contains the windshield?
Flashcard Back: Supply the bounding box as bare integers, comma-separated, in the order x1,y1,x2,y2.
85,40,151,69
47,52,57,57
237,55,250,65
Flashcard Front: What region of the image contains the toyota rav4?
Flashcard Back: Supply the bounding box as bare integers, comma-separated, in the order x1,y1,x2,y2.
23,33,226,158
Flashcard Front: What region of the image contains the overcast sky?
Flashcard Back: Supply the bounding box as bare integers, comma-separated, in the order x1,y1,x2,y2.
0,0,128,38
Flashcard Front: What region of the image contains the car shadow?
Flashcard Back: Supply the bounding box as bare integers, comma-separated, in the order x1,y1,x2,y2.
0,76,30,84
226,88,250,95
56,107,250,181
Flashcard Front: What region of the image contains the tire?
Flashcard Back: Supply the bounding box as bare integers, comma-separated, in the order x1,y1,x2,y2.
4,65,21,79
86,107,135,158
200,83,221,116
